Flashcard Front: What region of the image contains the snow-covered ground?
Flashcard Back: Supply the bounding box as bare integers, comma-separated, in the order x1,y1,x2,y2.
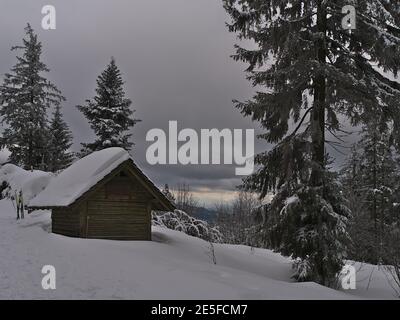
0,198,398,299
0,157,398,299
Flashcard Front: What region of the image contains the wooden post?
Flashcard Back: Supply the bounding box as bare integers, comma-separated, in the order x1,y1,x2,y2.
147,202,153,241
86,215,90,238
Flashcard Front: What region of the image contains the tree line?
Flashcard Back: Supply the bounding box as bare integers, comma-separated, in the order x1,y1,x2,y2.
0,24,140,172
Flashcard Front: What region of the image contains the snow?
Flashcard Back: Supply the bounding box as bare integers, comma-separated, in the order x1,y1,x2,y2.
153,210,223,243
0,148,11,164
285,195,299,205
1,161,398,299
0,199,398,299
29,147,130,207
0,164,53,201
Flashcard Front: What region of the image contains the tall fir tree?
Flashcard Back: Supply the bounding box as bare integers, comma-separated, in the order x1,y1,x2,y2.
0,24,65,170
48,105,74,172
77,58,140,155
224,1,400,285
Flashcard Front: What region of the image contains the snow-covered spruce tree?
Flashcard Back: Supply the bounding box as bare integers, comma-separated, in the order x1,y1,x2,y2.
345,120,399,264
77,57,140,155
48,105,74,172
224,1,400,285
0,24,65,170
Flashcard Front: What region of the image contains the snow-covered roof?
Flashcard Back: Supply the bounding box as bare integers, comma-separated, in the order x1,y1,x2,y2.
29,148,131,208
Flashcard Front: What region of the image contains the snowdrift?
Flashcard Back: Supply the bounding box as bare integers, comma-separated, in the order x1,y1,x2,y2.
0,164,53,201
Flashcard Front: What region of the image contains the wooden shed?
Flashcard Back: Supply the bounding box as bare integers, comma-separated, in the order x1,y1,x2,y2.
29,148,175,240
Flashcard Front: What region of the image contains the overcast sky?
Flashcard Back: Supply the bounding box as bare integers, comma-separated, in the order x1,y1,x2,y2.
0,0,356,206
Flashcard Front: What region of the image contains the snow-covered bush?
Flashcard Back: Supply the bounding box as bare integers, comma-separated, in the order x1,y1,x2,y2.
292,257,312,282
152,210,223,243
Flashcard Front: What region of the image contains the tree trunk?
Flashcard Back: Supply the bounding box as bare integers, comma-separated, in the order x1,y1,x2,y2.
372,131,378,262
311,0,328,286
28,133,33,171
310,1,327,188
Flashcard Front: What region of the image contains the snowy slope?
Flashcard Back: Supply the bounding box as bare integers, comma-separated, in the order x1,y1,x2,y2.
0,199,397,299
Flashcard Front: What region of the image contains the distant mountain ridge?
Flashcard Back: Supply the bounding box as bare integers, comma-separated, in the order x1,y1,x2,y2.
191,206,217,223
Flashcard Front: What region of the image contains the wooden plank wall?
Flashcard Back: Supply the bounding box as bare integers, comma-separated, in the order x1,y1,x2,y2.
52,208,80,237
82,174,153,240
